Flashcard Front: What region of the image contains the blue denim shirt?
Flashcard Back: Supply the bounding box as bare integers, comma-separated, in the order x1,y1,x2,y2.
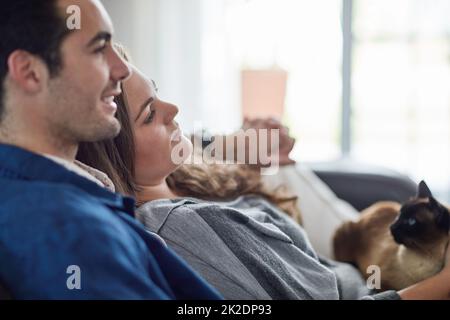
0,144,222,300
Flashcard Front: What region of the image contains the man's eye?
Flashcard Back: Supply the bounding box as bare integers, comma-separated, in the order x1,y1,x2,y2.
94,45,107,54
94,40,109,54
144,110,155,124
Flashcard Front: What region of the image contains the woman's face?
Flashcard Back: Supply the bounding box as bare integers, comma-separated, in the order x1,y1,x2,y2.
123,66,192,185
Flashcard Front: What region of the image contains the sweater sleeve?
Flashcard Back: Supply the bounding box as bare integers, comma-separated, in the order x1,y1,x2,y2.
360,291,402,300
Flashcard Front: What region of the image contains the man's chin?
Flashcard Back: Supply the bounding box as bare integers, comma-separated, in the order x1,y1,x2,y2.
110,118,122,136
102,118,121,139
81,118,121,142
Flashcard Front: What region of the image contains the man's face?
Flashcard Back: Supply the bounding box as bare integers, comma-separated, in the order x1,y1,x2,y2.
44,0,131,143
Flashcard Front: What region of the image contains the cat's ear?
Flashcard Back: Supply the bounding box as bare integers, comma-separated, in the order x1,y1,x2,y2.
429,196,439,208
429,196,448,215
417,180,433,198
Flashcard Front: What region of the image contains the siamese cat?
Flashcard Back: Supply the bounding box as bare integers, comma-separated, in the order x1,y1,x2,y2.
333,181,450,291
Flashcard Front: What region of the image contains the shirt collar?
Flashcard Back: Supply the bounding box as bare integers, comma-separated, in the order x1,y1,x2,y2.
43,154,116,192
0,143,135,217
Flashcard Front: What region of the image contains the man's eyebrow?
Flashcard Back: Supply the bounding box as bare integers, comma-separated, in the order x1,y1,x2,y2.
135,97,154,122
86,31,112,48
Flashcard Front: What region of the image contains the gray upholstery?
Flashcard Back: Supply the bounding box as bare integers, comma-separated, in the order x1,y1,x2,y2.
0,160,418,299
309,159,417,211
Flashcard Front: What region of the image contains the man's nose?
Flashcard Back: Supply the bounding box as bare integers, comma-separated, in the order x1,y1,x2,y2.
109,47,132,83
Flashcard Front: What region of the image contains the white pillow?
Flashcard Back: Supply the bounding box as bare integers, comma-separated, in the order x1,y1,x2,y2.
262,164,359,258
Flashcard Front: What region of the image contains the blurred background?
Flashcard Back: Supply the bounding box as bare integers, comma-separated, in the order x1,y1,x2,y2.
104,0,450,202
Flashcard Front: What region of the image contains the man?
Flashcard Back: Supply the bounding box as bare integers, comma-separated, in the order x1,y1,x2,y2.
0,0,221,299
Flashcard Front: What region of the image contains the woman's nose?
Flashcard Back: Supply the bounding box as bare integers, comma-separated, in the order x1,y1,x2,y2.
162,101,179,124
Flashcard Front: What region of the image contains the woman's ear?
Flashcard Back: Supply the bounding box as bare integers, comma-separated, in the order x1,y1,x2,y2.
6,50,47,95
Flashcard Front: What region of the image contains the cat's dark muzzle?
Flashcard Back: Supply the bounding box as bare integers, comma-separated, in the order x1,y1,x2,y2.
390,223,422,249
390,223,407,245
391,229,403,245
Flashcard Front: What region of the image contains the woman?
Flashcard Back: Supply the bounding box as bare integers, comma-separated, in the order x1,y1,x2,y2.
77,47,450,300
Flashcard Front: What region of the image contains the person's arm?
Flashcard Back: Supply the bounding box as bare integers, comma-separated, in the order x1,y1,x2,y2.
398,268,450,300
241,117,296,166
190,117,296,166
32,213,174,299
397,242,450,300
7,191,173,299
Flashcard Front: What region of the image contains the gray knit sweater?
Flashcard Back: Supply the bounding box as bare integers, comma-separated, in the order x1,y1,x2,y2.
136,195,400,300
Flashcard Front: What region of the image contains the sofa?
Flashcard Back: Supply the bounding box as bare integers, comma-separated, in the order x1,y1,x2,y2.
309,159,417,211
0,160,418,300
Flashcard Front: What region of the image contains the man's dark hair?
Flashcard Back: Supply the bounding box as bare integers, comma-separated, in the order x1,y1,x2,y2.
0,0,71,120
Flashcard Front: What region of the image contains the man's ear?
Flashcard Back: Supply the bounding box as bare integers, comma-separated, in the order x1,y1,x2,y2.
6,50,48,94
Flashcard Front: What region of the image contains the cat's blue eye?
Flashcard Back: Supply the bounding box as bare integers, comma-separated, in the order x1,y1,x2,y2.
407,218,416,226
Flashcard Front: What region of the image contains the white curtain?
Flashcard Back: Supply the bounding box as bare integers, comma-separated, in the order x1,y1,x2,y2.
103,0,241,135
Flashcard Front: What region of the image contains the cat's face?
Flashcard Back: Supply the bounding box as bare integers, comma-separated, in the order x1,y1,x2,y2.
390,181,450,249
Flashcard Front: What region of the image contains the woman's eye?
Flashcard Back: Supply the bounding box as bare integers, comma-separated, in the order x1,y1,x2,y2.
144,110,155,124
151,80,159,93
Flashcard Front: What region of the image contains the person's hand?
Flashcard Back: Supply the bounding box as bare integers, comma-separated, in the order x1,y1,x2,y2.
242,117,296,166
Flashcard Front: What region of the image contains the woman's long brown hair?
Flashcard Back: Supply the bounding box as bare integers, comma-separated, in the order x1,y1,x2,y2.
77,44,302,224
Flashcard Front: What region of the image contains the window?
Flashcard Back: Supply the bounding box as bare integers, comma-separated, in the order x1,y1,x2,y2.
352,0,450,201
214,0,450,201
217,0,343,160
107,0,450,201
